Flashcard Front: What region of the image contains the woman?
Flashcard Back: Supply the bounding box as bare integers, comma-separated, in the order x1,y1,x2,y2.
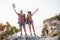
27,8,38,36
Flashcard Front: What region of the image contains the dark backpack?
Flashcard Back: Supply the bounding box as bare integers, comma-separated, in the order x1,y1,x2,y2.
24,14,26,23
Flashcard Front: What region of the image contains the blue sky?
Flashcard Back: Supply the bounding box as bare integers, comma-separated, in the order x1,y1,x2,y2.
0,0,60,36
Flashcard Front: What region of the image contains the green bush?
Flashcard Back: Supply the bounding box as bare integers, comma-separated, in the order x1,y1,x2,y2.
0,22,19,40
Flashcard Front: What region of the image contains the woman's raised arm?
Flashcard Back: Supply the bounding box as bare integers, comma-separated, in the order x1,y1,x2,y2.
32,8,39,16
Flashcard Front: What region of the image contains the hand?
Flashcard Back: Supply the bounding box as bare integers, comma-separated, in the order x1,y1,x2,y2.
12,3,15,9
36,8,39,11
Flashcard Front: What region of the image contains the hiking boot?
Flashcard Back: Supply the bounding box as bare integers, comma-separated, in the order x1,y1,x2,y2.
25,34,27,35
20,33,22,35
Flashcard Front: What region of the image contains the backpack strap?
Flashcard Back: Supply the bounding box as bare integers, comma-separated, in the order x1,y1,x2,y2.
24,14,26,23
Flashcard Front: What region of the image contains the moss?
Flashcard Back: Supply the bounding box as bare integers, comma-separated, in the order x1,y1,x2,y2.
58,36,60,40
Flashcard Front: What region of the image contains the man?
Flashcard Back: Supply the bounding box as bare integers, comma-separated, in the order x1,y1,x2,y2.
12,3,27,35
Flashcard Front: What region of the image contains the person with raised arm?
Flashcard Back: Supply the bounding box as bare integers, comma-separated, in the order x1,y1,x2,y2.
27,8,38,36
12,3,27,35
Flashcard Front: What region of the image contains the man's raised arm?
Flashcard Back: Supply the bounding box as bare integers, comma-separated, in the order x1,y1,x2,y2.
12,3,19,15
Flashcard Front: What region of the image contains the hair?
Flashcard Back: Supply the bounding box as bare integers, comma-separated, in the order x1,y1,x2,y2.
28,11,31,15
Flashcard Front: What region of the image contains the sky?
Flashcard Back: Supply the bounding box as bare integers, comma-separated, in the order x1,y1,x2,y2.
0,0,60,36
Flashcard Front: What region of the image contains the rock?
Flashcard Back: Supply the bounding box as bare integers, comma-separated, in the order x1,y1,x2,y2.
7,33,18,40
17,35,41,40
8,34,58,40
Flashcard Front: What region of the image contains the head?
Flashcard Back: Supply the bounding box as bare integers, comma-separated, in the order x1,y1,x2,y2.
20,10,23,14
28,11,31,15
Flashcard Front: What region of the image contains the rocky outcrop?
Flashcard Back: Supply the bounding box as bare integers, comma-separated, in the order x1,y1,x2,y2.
41,13,60,38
